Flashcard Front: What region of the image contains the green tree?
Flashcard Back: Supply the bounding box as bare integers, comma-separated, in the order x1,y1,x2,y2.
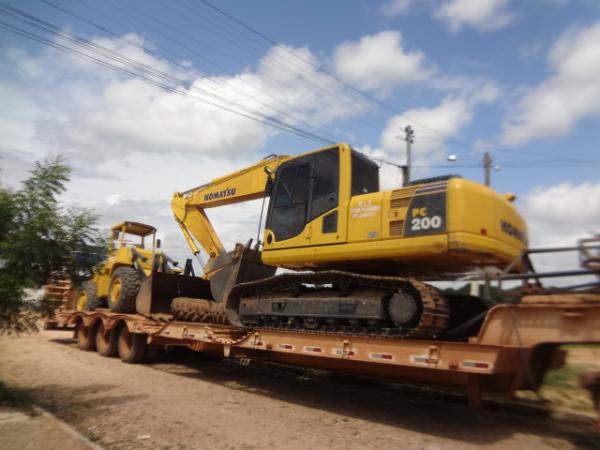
0,157,106,334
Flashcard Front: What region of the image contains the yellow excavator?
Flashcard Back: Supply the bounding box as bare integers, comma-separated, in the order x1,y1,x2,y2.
144,143,528,339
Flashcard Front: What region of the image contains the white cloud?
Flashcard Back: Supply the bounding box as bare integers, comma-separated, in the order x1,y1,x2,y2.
333,31,435,96
435,0,513,33
356,145,404,190
519,182,600,282
502,21,600,145
379,82,499,172
379,0,415,17
521,182,600,247
1,32,368,273
2,33,361,165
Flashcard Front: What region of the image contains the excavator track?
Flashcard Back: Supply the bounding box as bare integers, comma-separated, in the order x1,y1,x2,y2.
226,270,450,339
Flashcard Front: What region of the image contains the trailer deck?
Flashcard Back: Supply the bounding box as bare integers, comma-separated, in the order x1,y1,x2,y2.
56,301,600,412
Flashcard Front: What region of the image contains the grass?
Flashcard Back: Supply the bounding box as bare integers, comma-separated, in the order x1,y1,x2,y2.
562,343,600,350
535,363,599,414
543,364,596,388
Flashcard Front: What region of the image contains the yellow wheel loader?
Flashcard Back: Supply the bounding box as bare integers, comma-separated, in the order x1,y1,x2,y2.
157,142,529,339
76,222,182,313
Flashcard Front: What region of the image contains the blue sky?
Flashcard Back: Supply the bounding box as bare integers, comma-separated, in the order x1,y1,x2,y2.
1,0,599,270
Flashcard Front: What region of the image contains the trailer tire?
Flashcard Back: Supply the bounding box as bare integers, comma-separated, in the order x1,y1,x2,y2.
76,322,97,351
96,322,118,357
118,324,147,363
171,297,226,323
76,281,101,312
108,267,142,313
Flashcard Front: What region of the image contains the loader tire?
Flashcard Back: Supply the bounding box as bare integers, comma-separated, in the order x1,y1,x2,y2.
171,297,226,324
76,322,97,351
118,324,147,364
108,267,142,313
75,281,101,312
96,322,118,357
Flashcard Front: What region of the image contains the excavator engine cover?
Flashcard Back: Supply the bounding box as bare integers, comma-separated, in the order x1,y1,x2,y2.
207,244,276,302
135,271,213,319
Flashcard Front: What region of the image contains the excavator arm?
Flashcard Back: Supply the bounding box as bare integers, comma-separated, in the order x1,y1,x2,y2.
171,154,291,275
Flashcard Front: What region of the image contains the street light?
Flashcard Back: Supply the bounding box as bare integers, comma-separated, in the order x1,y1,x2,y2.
445,154,500,186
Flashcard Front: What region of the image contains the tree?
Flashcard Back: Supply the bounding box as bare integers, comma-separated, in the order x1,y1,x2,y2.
0,157,106,334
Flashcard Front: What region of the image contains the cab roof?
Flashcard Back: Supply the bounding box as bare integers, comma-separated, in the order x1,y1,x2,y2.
111,221,156,237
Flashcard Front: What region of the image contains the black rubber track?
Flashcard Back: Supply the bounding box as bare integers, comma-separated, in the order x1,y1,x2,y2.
226,270,450,339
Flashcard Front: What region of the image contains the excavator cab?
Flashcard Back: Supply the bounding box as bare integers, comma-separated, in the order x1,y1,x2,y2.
263,147,379,250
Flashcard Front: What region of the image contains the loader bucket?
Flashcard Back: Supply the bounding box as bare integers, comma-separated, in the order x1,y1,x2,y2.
135,271,213,319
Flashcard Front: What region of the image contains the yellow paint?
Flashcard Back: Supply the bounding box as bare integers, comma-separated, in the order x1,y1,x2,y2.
109,278,122,305
172,142,528,278
88,221,181,300
76,291,87,311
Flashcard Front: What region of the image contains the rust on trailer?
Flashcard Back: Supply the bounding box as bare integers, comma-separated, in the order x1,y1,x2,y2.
63,309,164,334
54,301,600,410
475,303,600,346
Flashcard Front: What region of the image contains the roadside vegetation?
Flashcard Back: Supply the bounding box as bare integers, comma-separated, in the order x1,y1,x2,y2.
0,158,105,334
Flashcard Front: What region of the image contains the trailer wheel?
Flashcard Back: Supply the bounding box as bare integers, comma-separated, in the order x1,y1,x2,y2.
76,322,97,351
96,322,118,357
118,324,147,363
76,281,100,311
108,267,142,313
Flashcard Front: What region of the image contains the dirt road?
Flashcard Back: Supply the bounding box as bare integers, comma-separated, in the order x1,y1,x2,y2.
0,330,597,450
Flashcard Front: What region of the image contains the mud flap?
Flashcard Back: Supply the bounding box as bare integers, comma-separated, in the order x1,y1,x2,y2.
135,272,213,319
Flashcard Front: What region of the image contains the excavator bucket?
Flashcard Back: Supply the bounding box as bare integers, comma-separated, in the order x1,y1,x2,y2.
135,271,213,319
207,244,276,302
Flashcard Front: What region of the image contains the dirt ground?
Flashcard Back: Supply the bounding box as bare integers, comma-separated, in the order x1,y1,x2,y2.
0,329,598,450
0,406,101,450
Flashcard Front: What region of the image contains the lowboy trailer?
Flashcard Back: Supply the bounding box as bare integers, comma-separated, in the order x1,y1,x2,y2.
56,299,600,419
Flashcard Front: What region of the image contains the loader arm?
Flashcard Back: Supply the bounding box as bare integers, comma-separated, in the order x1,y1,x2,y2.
171,154,291,273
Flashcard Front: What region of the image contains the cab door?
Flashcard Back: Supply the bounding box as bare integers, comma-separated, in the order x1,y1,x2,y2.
264,147,342,249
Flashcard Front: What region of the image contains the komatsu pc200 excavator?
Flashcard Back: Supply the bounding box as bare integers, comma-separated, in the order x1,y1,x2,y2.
140,143,528,339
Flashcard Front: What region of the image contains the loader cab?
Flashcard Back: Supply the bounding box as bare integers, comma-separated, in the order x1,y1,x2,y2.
263,144,379,250
111,222,157,251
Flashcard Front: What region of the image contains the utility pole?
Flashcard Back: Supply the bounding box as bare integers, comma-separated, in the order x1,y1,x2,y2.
402,125,414,186
483,151,492,186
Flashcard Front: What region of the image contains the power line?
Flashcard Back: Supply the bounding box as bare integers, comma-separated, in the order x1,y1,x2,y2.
196,0,483,152
40,0,343,145
100,0,374,138
0,4,336,145
155,0,389,132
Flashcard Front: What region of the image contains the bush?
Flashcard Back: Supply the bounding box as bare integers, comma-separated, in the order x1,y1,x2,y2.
0,157,105,334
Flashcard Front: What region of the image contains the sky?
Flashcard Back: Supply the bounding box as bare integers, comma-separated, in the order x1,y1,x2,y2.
0,0,599,279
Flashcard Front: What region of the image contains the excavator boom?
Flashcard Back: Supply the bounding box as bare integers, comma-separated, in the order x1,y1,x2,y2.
171,154,290,264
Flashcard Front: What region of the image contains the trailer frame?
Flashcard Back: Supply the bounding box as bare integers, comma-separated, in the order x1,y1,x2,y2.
56,300,600,412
